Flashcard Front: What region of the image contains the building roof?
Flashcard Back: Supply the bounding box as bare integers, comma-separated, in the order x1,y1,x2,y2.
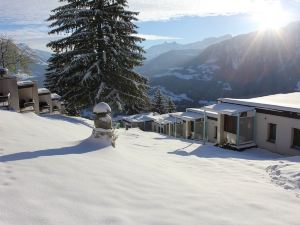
38,88,51,95
17,80,34,87
186,108,218,116
123,112,159,123
220,92,300,114
153,114,177,124
204,103,255,116
171,111,204,121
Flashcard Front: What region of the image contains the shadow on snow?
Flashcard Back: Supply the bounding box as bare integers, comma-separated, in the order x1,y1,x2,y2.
0,136,110,163
154,134,282,161
41,114,94,129
168,146,282,161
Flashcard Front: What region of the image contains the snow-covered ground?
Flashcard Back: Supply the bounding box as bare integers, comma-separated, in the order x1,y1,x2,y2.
0,110,299,225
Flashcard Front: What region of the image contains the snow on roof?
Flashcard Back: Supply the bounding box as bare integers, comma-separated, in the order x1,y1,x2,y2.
123,112,159,123
171,111,204,121
186,108,218,116
51,93,61,100
38,88,50,95
204,103,255,116
153,114,177,124
220,92,300,114
17,80,34,86
93,102,111,114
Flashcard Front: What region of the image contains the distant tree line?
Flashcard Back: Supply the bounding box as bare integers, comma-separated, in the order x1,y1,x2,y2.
151,88,176,114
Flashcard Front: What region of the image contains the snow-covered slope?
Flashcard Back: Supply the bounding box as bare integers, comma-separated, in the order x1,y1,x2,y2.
0,110,299,225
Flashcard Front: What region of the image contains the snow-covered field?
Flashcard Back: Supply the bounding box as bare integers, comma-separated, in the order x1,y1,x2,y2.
0,110,299,225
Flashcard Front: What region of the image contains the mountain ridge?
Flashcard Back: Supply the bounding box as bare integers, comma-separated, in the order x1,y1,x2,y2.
17,43,51,87
144,34,232,61
138,34,233,76
148,22,300,110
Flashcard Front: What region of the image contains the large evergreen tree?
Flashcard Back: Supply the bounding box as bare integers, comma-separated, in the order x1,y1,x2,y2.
45,0,148,115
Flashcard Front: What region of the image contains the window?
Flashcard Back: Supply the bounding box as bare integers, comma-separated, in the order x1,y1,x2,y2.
208,116,218,121
224,115,237,134
190,121,195,132
268,123,277,143
240,112,248,117
292,128,300,150
214,126,218,139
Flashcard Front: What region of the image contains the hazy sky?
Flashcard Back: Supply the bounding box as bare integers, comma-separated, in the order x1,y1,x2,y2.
0,0,300,51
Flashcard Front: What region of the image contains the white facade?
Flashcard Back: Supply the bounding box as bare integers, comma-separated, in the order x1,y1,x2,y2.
220,92,300,156
17,80,39,114
255,112,300,155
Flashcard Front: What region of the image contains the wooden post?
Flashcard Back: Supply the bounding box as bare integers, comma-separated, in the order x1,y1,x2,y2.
186,120,188,139
194,119,196,140
175,118,177,138
236,113,240,147
253,110,257,143
203,110,206,145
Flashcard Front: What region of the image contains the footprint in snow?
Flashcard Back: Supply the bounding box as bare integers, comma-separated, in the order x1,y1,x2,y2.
1,164,16,187
2,182,10,186
9,176,16,181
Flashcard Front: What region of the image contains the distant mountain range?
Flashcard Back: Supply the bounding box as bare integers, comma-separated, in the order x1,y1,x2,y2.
138,22,300,110
144,35,232,61
138,35,232,76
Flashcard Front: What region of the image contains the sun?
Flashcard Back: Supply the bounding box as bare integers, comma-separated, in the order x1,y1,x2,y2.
252,3,292,30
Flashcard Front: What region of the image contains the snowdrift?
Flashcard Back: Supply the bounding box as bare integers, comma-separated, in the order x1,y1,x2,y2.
0,110,299,225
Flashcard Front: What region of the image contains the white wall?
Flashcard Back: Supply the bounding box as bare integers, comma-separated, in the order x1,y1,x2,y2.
207,119,218,143
18,83,39,114
256,112,300,156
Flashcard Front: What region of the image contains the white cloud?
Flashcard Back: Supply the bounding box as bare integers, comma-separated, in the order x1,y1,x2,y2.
0,0,60,25
136,34,181,41
0,0,289,50
129,0,280,21
2,27,63,51
0,0,282,24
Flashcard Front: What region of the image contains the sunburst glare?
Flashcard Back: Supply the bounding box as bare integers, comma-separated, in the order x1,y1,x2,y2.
252,2,293,30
